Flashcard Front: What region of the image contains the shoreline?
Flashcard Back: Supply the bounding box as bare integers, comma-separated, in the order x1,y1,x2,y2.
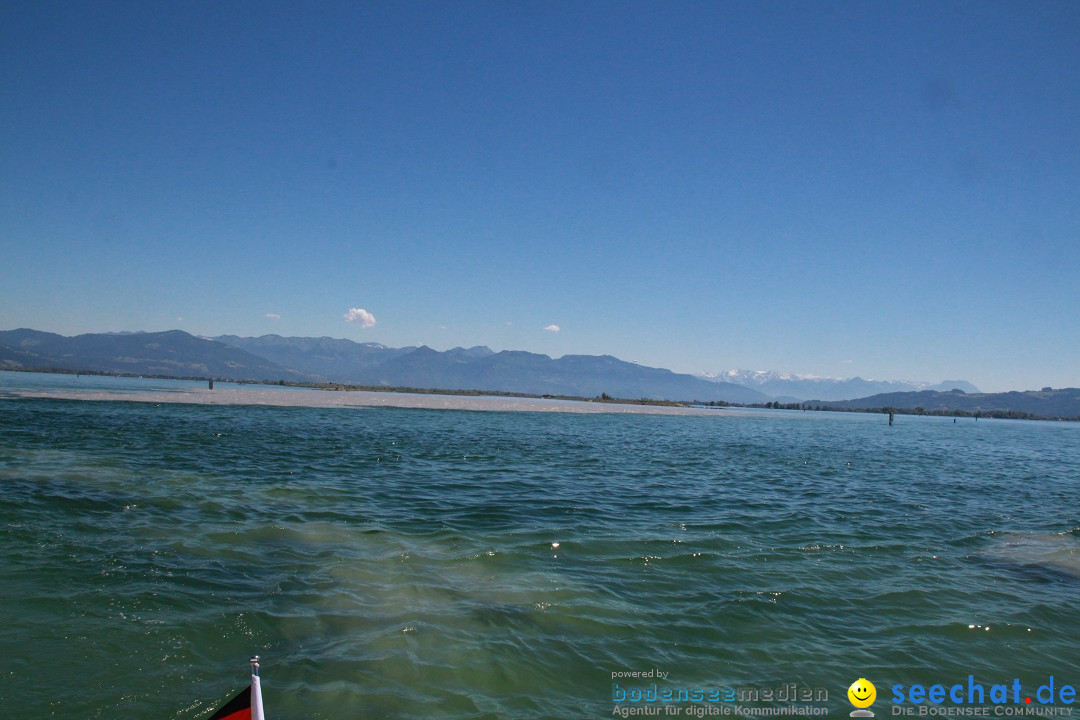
8,386,724,416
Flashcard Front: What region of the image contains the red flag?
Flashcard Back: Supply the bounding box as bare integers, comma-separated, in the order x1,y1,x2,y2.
206,685,252,720
203,657,264,720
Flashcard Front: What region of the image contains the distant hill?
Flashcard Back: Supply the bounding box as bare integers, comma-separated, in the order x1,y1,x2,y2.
819,388,1080,420
0,328,311,382
215,334,766,403
0,340,64,370
701,369,979,401
6,328,1071,413
213,334,417,382
1,328,767,403
358,346,768,402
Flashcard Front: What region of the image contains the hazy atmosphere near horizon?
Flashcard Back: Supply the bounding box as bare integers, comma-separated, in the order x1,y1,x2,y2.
2,1,1078,392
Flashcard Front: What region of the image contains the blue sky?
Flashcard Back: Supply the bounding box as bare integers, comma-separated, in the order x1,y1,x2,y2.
2,1,1078,392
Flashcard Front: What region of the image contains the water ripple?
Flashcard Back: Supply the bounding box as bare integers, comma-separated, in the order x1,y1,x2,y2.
1,393,1079,718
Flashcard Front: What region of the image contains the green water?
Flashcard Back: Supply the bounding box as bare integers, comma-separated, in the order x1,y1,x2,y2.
1,373,1079,718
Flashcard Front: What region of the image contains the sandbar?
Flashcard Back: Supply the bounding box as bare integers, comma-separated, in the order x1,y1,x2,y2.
11,386,725,416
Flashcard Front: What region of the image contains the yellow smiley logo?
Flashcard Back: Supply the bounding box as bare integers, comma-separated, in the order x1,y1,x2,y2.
848,678,876,713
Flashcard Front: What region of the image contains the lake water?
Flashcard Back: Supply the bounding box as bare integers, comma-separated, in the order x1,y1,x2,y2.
1,372,1078,719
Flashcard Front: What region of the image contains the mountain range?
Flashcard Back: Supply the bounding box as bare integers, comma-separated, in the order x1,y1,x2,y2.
0,328,309,382
700,369,980,401
6,328,1071,417
818,388,1080,420
0,329,767,403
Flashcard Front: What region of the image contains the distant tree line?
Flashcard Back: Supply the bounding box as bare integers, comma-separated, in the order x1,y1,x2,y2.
692,398,1079,421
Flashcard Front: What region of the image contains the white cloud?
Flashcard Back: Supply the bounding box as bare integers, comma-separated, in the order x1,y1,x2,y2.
544,324,560,332
344,307,377,327
265,313,281,320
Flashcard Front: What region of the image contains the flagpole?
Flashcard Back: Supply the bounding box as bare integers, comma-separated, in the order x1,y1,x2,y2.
250,656,265,720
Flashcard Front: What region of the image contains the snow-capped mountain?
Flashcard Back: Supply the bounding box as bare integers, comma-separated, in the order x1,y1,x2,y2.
698,369,980,402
